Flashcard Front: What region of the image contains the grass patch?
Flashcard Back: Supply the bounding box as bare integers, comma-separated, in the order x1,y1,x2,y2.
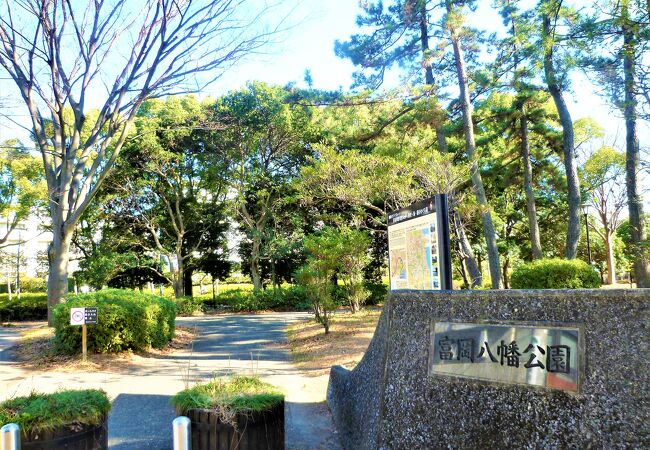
286,309,381,375
172,376,283,415
0,389,111,432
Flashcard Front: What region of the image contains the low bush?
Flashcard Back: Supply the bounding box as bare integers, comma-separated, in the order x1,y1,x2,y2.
0,293,48,321
199,286,310,313
0,389,111,432
174,296,204,316
510,258,601,289
171,376,283,415
364,283,388,305
19,276,48,293
53,289,176,354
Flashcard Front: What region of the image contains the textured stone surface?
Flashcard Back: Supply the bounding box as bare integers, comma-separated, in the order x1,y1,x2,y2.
327,289,650,449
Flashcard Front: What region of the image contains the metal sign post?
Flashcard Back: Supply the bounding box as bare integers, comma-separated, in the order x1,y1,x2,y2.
435,194,453,290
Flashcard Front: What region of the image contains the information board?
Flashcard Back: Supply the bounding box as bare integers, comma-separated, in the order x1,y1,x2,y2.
387,195,452,291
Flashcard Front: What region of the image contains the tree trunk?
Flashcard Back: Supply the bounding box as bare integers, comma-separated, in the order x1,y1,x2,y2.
424,1,484,287
436,113,482,288
446,3,502,288
542,3,581,259
183,268,193,297
520,112,543,260
451,209,482,288
47,225,73,325
622,2,650,287
270,259,277,289
604,230,616,285
502,257,510,289
456,253,469,289
7,269,12,301
419,1,434,86
173,253,184,298
250,234,263,290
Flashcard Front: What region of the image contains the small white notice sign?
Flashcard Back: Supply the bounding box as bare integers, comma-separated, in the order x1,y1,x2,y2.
70,307,85,325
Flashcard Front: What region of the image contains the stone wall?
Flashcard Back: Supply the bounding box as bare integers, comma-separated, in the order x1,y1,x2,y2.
327,289,649,449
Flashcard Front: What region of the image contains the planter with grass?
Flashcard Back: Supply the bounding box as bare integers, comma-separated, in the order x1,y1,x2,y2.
172,376,284,450
0,389,111,449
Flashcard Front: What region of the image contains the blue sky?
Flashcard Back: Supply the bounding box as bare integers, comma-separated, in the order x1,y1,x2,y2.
211,0,649,154
0,0,647,165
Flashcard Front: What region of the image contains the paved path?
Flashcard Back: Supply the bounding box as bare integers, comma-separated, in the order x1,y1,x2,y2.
0,314,341,450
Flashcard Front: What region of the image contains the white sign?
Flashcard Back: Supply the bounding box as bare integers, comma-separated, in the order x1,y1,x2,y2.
70,307,85,325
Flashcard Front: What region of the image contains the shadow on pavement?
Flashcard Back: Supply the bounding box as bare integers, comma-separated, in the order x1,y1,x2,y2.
108,393,176,450
285,400,342,450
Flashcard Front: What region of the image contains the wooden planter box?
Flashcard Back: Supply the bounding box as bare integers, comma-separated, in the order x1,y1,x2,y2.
21,415,108,450
185,401,284,450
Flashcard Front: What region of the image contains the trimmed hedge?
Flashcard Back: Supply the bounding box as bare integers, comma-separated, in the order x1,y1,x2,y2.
200,286,312,312
510,258,601,289
0,293,48,321
53,289,176,354
185,283,387,315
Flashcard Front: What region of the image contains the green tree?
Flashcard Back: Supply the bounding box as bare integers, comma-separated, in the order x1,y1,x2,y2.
328,227,372,313
97,96,231,298
444,0,503,288
496,0,544,259
581,146,627,284
539,0,582,259
0,0,275,323
295,231,339,334
208,83,316,290
296,226,371,333
578,0,650,286
237,186,312,289
335,1,483,287
0,140,46,248
617,214,649,284
76,249,168,291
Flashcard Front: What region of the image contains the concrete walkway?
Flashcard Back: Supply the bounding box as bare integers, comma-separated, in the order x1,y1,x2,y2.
0,313,341,450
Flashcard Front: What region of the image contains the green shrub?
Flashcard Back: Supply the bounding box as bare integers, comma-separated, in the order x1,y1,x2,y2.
250,286,311,311
510,258,601,289
0,293,48,321
0,389,111,432
18,276,47,293
174,296,204,316
53,289,176,354
199,286,310,313
364,283,387,305
171,376,283,415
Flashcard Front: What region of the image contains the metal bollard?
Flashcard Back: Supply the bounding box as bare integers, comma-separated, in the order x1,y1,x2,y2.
0,423,20,450
172,416,191,450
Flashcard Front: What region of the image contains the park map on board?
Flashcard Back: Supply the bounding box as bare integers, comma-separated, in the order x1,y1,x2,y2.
388,211,440,291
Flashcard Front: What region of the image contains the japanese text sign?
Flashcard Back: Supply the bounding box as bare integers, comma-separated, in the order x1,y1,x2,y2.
429,321,581,392
69,307,98,326
84,307,98,324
